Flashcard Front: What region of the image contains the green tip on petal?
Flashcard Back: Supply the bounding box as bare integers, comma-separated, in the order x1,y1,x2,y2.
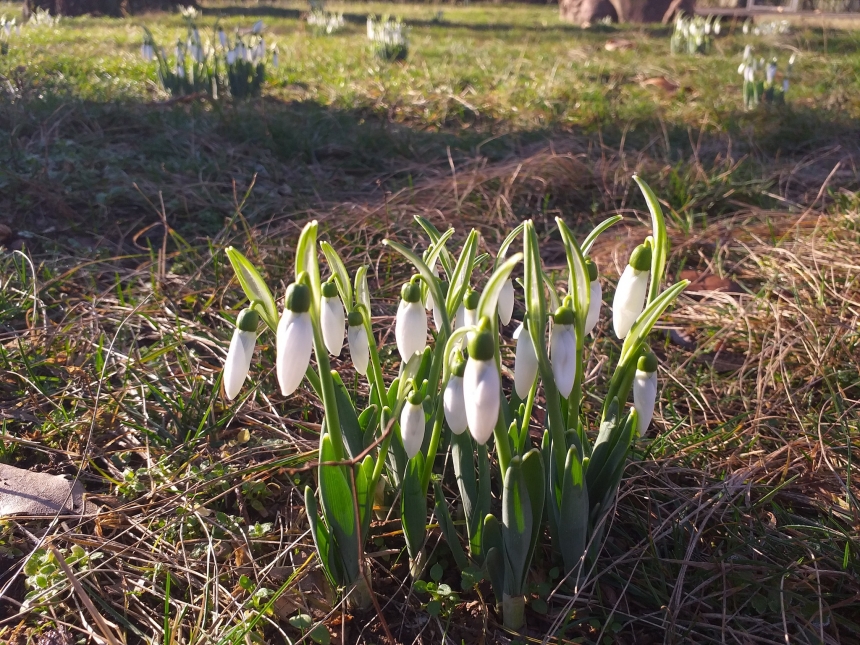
236,308,260,332
585,258,598,282
553,305,575,326
463,288,479,310
629,243,652,271
638,351,659,373
408,389,424,405
401,281,422,303
321,281,338,298
348,310,364,327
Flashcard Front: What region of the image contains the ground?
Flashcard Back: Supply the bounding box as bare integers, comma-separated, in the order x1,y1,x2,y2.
0,2,859,644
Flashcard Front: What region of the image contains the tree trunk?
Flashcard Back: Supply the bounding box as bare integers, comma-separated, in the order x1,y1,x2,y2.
23,0,193,17
561,0,694,23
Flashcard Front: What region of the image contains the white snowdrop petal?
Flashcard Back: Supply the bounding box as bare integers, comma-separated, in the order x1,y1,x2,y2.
612,265,649,340
348,324,370,376
498,278,515,326
633,369,658,436
432,304,443,332
425,288,435,312
321,295,345,356
400,401,426,459
550,325,577,398
276,311,313,396
513,325,539,400
395,300,427,361
584,280,602,335
463,359,500,445
464,307,477,329
224,329,255,400
443,376,468,435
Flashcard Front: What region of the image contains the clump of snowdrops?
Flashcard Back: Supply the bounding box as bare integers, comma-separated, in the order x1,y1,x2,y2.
1,15,20,55
219,177,688,629
738,45,796,109
307,0,345,36
367,14,409,62
141,13,277,99
670,12,718,55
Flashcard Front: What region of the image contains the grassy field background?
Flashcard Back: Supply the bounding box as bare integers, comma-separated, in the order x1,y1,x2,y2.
1,2,859,644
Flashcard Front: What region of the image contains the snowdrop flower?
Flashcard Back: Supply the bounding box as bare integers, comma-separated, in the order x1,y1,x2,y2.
320,281,345,356
272,49,279,68
395,280,427,362
498,278,515,326
714,21,720,35
347,310,370,376
633,351,658,436
276,282,314,396
219,29,227,48
443,357,468,434
223,308,258,400
584,259,602,336
612,242,652,340
789,52,797,66
252,20,264,34
783,78,789,93
463,320,500,445
227,50,236,65
766,61,777,84
400,390,426,459
550,302,577,399
513,321,538,400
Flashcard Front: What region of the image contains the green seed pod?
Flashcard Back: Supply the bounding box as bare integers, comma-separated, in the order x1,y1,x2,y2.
321,281,339,298
451,355,467,377
585,258,598,282
463,288,479,310
637,351,658,373
553,304,575,326
347,310,364,327
467,326,495,361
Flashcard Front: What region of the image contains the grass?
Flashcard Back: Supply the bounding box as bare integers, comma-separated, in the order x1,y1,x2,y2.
0,1,859,643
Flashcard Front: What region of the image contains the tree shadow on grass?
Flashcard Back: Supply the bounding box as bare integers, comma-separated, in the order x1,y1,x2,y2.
0,89,857,256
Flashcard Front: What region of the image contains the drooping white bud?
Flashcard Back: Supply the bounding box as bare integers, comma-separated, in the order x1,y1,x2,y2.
550,304,577,398
513,321,538,400
276,284,314,396
497,278,514,326
395,281,427,362
320,282,345,356
224,309,259,400
443,369,468,435
462,322,500,445
633,352,659,436
347,310,369,376
400,396,425,459
612,243,651,340
584,259,602,336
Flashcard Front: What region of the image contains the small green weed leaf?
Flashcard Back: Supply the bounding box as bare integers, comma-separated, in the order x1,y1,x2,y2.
309,624,331,645
430,563,443,582
426,599,441,616
289,614,313,630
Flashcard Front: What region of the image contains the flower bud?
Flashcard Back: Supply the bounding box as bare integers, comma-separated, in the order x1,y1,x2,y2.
395,280,427,361
463,320,500,445
513,321,538,399
320,281,345,356
584,259,602,335
347,310,369,376
400,391,426,459
224,308,259,400
550,304,577,398
443,357,468,435
498,278,515,326
612,243,651,340
277,283,314,396
633,351,658,436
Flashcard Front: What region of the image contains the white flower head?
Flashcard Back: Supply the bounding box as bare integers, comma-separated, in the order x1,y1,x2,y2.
443,358,468,435
612,242,651,340
550,302,577,399
498,277,515,326
400,391,426,459
276,282,314,396
633,351,658,436
513,321,538,400
584,258,602,336
347,310,370,376
462,319,500,445
223,308,259,400
395,280,427,362
320,281,345,356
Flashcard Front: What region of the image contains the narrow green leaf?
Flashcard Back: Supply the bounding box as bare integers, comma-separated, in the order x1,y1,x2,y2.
295,221,321,305
519,449,545,591
482,515,505,599
320,241,353,309
382,239,450,333
414,215,455,277
619,280,689,365
558,447,588,576
305,487,338,587
433,481,471,570
581,215,623,255
444,230,479,321
332,372,364,459
501,457,532,596
354,265,371,315
401,453,427,563
224,247,278,331
318,434,359,583
477,252,523,322
494,223,525,269
556,218,590,327
633,175,668,306
355,455,375,540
